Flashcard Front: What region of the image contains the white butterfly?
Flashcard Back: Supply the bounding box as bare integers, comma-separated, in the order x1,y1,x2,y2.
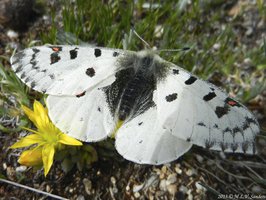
10,45,260,164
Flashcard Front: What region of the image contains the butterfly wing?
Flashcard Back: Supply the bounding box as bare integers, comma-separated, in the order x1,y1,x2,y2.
47,84,115,142
11,45,124,95
155,63,260,154
115,106,192,164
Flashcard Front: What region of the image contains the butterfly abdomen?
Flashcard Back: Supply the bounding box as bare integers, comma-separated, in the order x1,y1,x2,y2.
118,71,154,121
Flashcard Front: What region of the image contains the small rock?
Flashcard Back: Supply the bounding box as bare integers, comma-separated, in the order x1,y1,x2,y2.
46,184,51,192
179,185,188,193
175,164,182,174
166,174,177,185
252,185,262,193
15,166,27,173
187,189,193,200
245,27,253,36
83,178,92,195
213,43,220,50
185,169,194,176
7,30,18,39
133,184,144,193
126,185,130,191
159,179,167,191
195,181,206,192
195,154,203,163
110,176,116,185
167,184,177,195
77,195,85,200
2,163,7,170
134,192,140,198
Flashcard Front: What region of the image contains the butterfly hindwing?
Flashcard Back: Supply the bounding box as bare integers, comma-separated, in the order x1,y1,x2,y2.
156,63,259,154
47,81,115,142
11,45,124,95
115,106,192,165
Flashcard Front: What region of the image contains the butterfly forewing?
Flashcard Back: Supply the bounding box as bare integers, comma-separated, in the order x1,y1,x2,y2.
156,63,259,154
11,45,124,95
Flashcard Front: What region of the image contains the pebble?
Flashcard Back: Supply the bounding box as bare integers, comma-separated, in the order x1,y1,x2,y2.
185,169,194,176
46,184,51,192
133,184,144,193
179,185,188,193
175,164,182,174
195,181,206,192
195,154,204,163
252,185,262,193
245,27,253,36
166,174,177,185
126,185,130,191
167,184,177,195
76,195,85,200
159,179,167,191
187,189,193,200
213,43,221,50
134,192,140,198
7,30,18,39
110,176,116,185
15,165,27,173
83,178,92,195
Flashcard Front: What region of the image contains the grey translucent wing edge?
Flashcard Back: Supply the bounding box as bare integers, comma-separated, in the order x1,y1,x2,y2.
10,45,133,96
158,62,260,155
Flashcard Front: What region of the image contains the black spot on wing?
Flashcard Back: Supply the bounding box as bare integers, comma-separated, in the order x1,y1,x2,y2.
213,124,219,129
172,69,179,74
94,48,101,57
245,116,257,125
12,52,26,65
30,81,36,88
185,76,197,85
70,48,79,59
138,122,143,126
197,122,206,127
86,67,95,77
113,51,119,57
49,74,55,79
203,92,216,101
32,48,40,53
14,64,23,73
22,48,40,71
205,140,215,149
220,142,228,151
241,141,249,153
20,72,26,79
165,93,178,102
215,105,230,118
50,52,61,64
97,107,101,112
231,143,238,152
24,77,30,83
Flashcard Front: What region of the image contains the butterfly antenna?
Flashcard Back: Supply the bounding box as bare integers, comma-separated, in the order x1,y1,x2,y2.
131,25,151,49
155,47,191,53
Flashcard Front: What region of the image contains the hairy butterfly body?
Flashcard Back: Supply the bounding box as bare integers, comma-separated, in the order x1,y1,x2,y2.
11,45,260,164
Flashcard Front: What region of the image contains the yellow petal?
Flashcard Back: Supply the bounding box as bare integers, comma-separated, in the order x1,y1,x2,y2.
18,148,43,167
10,134,43,149
21,105,38,127
58,134,83,146
42,144,55,176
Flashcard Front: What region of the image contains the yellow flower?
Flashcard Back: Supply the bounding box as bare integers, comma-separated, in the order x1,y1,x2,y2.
10,100,82,176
